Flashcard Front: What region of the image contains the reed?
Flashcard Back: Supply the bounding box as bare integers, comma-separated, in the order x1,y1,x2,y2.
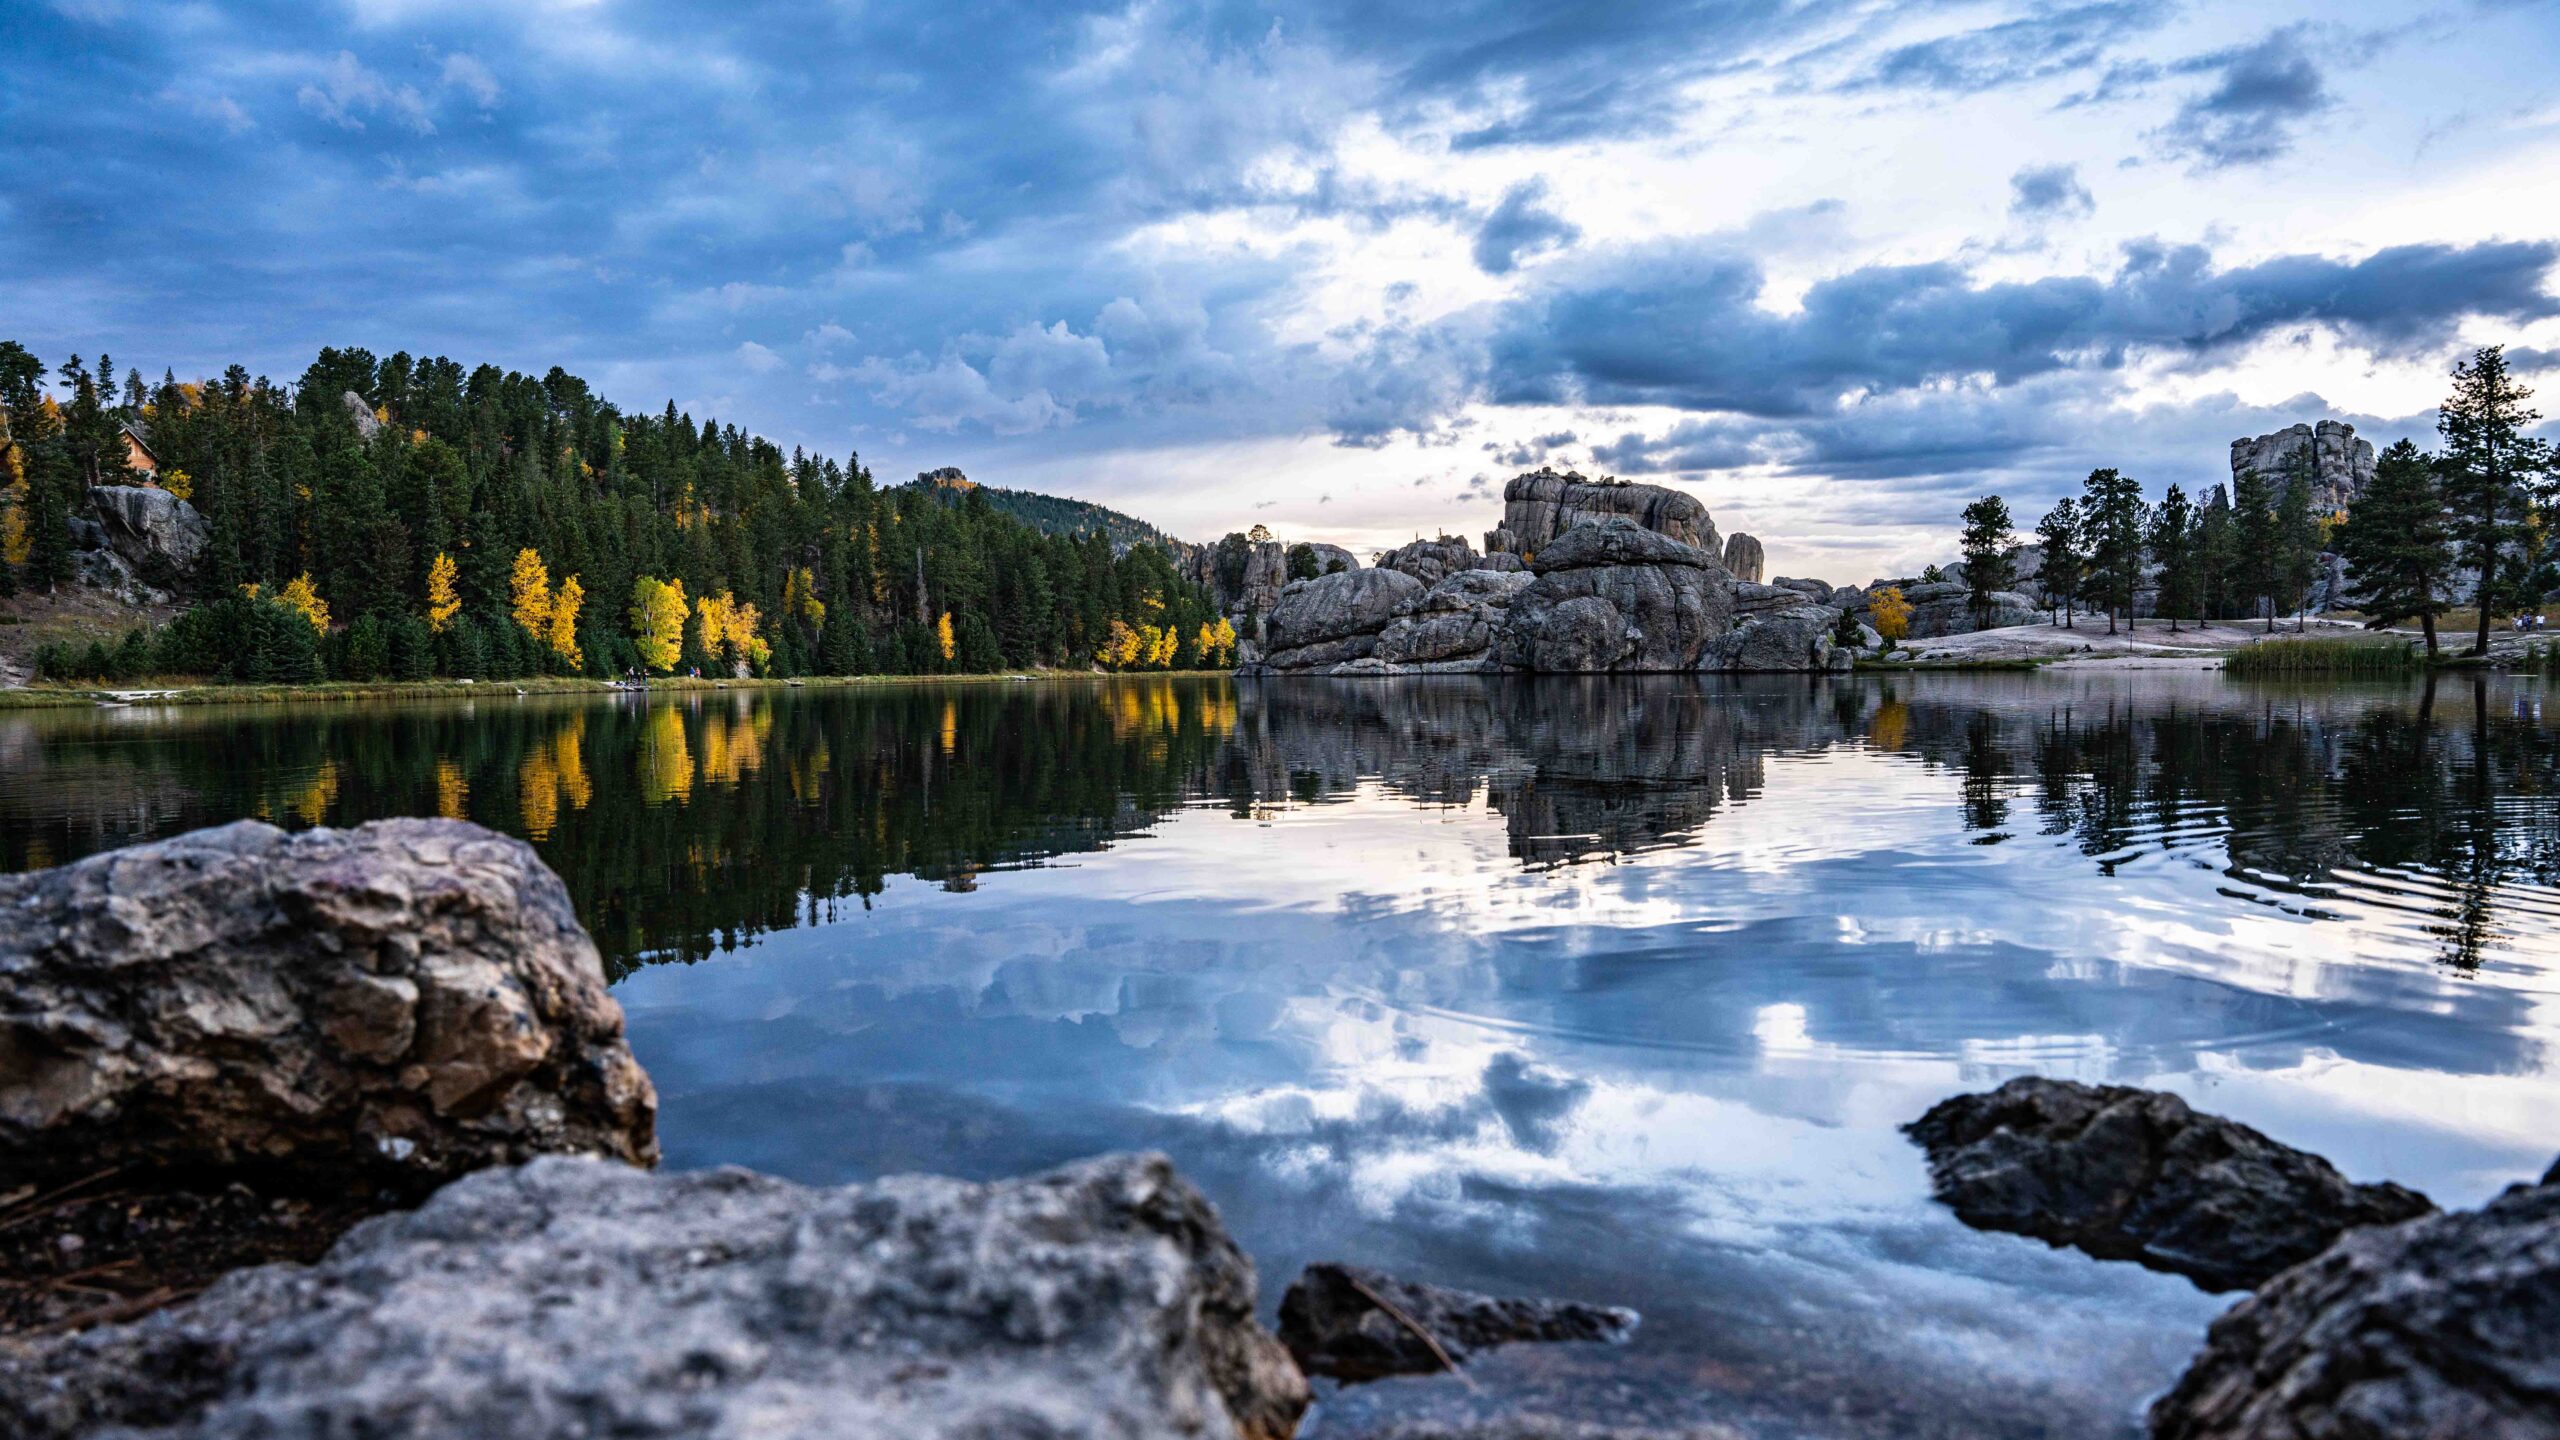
2224,636,2423,677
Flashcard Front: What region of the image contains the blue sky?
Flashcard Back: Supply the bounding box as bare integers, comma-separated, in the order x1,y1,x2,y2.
5,0,2557,578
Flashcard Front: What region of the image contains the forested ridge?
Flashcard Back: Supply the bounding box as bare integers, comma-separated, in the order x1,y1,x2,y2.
0,341,1234,683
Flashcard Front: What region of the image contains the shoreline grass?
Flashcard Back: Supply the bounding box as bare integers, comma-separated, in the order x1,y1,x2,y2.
2224,636,2424,677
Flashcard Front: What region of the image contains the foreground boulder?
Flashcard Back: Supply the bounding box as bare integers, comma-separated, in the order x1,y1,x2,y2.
2150,1175,2560,1439
1277,1262,1637,1383
1905,1078,2432,1292
1705,603,1851,673
0,818,657,1192
0,1152,1310,1440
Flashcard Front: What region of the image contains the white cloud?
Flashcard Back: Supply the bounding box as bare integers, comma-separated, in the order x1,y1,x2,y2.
736,340,784,373
296,51,436,134
440,52,502,109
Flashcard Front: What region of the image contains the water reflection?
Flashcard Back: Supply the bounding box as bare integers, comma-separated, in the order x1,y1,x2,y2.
2,673,2556,1437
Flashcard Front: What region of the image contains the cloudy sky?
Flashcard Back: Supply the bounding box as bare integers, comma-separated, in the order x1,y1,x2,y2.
6,0,2558,579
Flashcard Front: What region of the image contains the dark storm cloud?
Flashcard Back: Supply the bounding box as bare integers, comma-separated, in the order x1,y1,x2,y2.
1472,178,1583,274
2150,25,2335,170
1486,236,2560,420
2009,163,2096,218
1856,0,2169,94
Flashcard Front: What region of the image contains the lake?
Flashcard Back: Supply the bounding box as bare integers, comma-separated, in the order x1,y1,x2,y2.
4,672,2555,1438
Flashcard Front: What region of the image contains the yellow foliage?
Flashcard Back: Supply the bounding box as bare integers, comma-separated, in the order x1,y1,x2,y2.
695,590,767,672
640,705,694,806
160,468,192,502
1870,585,1913,644
784,566,826,627
1101,619,1144,669
425,552,461,634
1194,616,1238,668
935,611,955,662
278,573,331,634
510,549,552,638
628,576,689,673
547,574,585,671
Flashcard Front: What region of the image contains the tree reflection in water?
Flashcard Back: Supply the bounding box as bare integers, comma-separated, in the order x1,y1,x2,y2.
0,671,2554,976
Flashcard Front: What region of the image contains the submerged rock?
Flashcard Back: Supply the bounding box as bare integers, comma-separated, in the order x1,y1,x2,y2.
2149,1175,2560,1440
0,817,657,1193
0,1151,1310,1440
1905,1078,2432,1292
1277,1262,1637,1383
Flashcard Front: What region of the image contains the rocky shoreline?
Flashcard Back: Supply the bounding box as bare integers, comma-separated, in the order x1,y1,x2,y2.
3,821,2552,1437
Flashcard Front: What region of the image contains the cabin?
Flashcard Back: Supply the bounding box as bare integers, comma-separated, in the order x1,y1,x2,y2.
120,420,159,478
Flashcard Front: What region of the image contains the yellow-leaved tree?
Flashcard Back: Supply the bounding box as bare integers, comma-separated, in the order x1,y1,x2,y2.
934,611,956,662
1870,585,1912,646
629,576,688,673
547,574,585,671
277,573,331,635
425,552,461,634
1101,619,1143,669
510,549,552,638
696,590,769,672
1195,616,1237,668
783,566,826,627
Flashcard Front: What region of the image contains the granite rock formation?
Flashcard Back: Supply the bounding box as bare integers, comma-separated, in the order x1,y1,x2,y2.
1377,536,1495,586
1371,569,1533,672
0,817,658,1193
1721,533,1765,585
0,1152,1311,1440
2150,1173,2560,1440
87,483,210,580
1483,468,1716,559
2231,420,2376,516
343,390,382,441
1705,603,1852,673
1905,1078,2434,1293
1496,520,1734,673
1277,1261,1637,1383
1258,567,1428,671
1841,581,2039,640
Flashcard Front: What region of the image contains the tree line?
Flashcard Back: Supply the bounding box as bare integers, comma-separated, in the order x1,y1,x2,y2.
0,340,1236,684
1954,346,2555,656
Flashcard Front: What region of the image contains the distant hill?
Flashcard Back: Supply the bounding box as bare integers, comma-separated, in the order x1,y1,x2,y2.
902,468,1179,551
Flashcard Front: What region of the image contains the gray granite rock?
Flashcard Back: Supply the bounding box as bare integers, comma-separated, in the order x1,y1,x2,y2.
1721,533,1764,585
1705,604,1850,672
86,484,209,577
1265,568,1425,655
0,1152,1310,1440
2149,1174,2560,1440
1906,1078,2433,1293
1496,521,1733,673
0,818,658,1193
1376,537,1485,587
1483,469,1716,559
1278,1262,1636,1383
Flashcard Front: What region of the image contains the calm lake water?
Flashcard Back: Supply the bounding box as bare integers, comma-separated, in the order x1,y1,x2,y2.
5,673,2557,1437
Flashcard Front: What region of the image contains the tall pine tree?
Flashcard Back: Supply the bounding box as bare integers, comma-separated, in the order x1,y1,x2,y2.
2338,438,2455,657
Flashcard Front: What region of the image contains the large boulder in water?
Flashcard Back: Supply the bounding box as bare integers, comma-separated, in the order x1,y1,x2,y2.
1905,1078,2433,1293
0,818,658,1193
87,484,209,577
2149,1173,2560,1440
1497,519,1734,672
1259,567,1424,670
1277,1262,1637,1383
1705,603,1851,673
1372,569,1530,671
0,1151,1311,1440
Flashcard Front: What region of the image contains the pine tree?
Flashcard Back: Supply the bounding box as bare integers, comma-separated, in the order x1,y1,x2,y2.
2436,346,2554,654
2033,497,2084,626
2338,439,2455,657
1958,494,2018,630
2231,462,2282,631
2146,484,2197,631
2079,468,2146,634
2193,485,2235,624
2274,459,2322,632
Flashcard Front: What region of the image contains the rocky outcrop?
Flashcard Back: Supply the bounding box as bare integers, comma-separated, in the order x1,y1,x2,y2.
1483,468,1715,560
2232,420,2375,516
1905,1078,2434,1293
0,818,658,1193
1772,575,1832,604
87,483,209,579
1843,581,2039,639
1257,567,1427,671
0,1151,1310,1440
2150,1174,2560,1440
1376,536,1486,586
1705,604,1851,673
1496,520,1734,673
343,390,382,441
1372,569,1532,671
1277,1262,1637,1383
1721,533,1765,585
